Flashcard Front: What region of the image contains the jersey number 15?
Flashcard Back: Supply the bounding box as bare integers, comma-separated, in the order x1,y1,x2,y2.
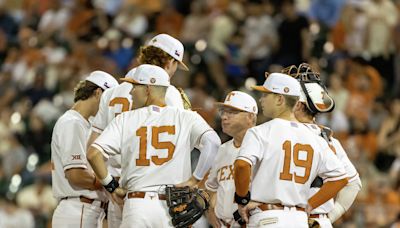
136,126,176,166
279,140,314,184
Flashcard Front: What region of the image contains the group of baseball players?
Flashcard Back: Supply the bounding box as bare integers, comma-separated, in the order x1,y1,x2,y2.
50,33,362,228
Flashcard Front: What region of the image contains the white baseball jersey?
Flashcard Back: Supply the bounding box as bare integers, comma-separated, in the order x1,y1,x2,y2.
304,124,359,214
91,83,185,176
166,85,184,109
205,139,239,222
237,119,347,208
92,105,212,192
51,110,107,201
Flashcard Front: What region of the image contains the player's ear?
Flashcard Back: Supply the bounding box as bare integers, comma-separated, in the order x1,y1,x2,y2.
94,88,103,98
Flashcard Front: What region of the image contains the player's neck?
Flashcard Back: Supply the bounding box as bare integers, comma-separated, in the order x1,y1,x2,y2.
232,129,247,148
72,100,95,120
147,99,166,107
275,109,298,122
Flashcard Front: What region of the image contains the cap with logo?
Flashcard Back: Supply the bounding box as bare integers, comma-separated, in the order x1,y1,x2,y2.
120,64,170,87
148,34,189,71
252,73,301,97
216,91,258,114
86,71,119,90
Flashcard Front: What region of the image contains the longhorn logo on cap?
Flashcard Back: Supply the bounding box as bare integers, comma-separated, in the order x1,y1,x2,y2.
104,82,110,88
284,87,290,93
175,50,180,57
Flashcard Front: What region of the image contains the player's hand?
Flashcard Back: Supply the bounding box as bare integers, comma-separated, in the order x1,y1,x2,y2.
238,201,260,223
175,176,200,188
205,207,221,228
305,204,313,216
111,187,126,206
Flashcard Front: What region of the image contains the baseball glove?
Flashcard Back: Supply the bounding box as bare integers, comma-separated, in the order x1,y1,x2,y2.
177,87,192,110
165,186,209,228
308,218,321,228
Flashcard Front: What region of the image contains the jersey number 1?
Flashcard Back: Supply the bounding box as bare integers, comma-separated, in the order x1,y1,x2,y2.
136,126,176,166
279,140,314,184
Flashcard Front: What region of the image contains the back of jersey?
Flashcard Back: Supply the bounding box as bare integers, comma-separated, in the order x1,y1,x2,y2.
92,82,133,132
238,119,346,208
93,106,212,192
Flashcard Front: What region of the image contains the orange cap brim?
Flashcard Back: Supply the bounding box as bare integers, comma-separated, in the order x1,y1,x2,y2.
251,85,272,93
179,61,189,71
119,78,142,85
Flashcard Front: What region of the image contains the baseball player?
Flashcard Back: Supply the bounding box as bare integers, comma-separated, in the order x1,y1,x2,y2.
290,64,361,227
233,73,348,227
205,91,258,228
86,33,191,227
137,33,191,109
51,71,118,228
86,64,220,228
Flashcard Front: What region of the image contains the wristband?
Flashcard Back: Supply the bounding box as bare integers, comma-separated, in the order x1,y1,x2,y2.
233,210,246,225
100,174,113,185
234,191,251,206
102,176,119,193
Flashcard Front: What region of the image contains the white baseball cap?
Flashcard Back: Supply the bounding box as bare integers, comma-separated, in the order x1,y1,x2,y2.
148,34,189,71
86,71,118,90
216,91,258,114
122,67,137,80
252,73,301,97
120,64,170,87
299,82,335,113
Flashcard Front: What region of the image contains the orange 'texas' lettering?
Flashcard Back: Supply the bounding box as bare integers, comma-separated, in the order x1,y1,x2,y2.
218,165,235,182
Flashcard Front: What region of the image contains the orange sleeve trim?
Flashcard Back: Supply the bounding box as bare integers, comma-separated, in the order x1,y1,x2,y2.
308,178,348,209
234,160,251,196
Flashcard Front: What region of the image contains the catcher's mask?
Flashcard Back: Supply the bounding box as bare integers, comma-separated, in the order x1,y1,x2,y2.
283,63,335,114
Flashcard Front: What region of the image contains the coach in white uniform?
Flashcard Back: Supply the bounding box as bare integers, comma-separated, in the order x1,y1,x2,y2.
87,64,220,228
292,72,361,227
233,73,348,228
205,91,258,228
51,71,118,228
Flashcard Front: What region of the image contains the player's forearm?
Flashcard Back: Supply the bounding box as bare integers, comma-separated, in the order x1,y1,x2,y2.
65,168,102,190
234,159,251,196
328,177,362,222
308,178,348,209
87,131,100,151
87,146,109,180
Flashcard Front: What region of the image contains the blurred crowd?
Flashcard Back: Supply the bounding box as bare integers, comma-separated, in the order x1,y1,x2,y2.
0,0,399,227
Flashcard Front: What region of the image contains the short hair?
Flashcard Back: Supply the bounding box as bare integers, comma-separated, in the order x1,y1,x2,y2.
73,80,101,102
137,46,174,68
300,102,317,118
283,94,299,109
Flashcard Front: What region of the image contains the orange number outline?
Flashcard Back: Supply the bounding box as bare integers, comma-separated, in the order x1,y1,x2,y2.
135,126,176,166
109,97,130,117
279,140,314,184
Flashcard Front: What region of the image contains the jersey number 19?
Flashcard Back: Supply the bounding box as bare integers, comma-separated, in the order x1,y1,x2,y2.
279,140,314,184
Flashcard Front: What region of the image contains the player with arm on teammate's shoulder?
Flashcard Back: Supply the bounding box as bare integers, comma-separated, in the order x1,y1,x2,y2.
51,71,118,228
204,91,258,228
87,64,220,228
288,64,361,227
233,72,348,227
